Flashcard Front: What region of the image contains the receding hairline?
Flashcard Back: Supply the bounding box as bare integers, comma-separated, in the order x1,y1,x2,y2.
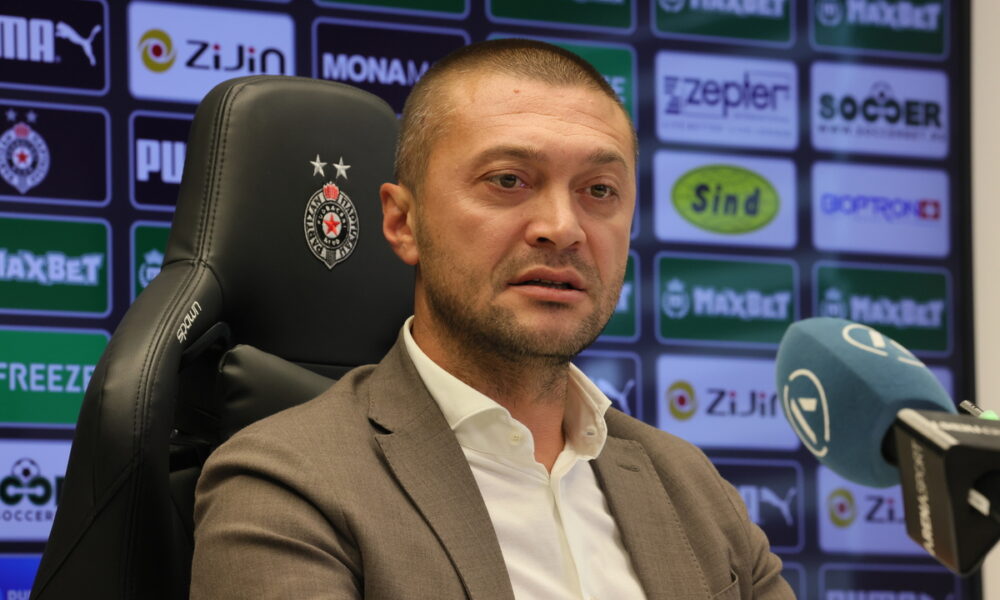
395,39,637,193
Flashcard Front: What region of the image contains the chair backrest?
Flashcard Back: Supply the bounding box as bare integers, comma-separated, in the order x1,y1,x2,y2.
31,76,414,600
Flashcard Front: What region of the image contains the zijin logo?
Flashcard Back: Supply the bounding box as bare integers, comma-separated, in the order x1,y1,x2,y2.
656,52,797,150
667,380,697,420
128,3,294,103
828,488,856,527
138,29,175,73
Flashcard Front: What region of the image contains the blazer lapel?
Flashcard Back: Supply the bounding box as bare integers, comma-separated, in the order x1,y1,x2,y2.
368,341,515,600
593,436,712,600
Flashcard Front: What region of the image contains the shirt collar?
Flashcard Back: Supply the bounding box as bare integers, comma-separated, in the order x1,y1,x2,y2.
401,317,610,460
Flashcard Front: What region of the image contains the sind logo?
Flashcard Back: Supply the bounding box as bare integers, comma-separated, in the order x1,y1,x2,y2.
666,380,696,420
827,488,856,527
672,164,778,234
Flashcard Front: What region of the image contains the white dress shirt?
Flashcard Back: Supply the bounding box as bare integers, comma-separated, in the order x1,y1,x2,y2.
402,318,646,600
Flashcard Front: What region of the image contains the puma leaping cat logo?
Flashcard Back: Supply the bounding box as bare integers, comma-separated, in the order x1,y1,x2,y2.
55,22,102,67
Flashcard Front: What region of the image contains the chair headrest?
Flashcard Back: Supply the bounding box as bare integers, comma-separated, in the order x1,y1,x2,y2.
166,76,413,367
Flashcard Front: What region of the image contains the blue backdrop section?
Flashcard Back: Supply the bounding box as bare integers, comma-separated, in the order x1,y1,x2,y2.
0,0,975,597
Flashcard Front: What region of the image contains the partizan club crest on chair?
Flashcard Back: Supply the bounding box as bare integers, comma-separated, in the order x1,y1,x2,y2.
304,177,359,269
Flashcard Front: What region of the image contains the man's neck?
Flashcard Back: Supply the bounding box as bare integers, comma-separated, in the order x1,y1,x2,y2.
412,321,571,471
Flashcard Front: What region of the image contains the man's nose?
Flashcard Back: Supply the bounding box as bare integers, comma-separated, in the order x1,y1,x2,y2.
524,191,585,251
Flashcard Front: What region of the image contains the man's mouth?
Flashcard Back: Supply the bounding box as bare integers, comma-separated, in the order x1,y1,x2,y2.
511,279,579,291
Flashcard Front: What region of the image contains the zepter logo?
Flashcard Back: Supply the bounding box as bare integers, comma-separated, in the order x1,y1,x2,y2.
827,487,856,528
666,380,697,421
138,29,176,73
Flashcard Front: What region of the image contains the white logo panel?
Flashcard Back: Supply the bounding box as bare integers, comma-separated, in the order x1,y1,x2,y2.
818,466,925,555
813,162,949,257
656,354,800,450
811,62,948,158
128,2,295,103
0,439,71,542
654,150,796,248
655,51,798,150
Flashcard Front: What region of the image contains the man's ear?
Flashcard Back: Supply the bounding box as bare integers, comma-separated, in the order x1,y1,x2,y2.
381,182,419,266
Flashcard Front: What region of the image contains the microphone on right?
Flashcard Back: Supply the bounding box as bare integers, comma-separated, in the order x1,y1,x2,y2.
775,317,1000,576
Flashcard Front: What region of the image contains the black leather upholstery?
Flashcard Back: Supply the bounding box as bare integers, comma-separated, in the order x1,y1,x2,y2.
31,76,413,600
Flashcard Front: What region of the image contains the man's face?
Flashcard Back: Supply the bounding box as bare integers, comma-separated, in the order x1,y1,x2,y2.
408,73,636,363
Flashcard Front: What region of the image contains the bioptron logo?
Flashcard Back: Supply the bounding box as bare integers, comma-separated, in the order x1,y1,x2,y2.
812,62,948,158
656,253,797,347
654,0,793,46
0,439,70,542
0,1,108,94
657,355,800,450
654,151,795,248
655,51,797,150
816,262,950,354
813,162,949,258
818,466,925,555
128,2,294,103
814,0,946,58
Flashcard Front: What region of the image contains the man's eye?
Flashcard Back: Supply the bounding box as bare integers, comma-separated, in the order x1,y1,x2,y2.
489,174,522,189
589,184,615,199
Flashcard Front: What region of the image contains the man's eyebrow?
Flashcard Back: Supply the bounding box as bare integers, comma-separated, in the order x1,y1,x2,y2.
587,148,628,169
473,145,544,165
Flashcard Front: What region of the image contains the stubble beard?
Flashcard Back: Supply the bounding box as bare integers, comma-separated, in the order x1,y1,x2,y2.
418,233,624,368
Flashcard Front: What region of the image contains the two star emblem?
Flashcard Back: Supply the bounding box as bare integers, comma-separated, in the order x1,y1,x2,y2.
310,154,350,180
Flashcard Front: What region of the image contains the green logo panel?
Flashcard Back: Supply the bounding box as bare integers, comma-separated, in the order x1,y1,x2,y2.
601,252,638,340
654,0,793,46
656,253,797,347
0,327,107,425
815,263,950,354
316,0,467,16
551,41,635,120
489,0,633,32
812,0,946,58
0,214,110,316
132,222,171,300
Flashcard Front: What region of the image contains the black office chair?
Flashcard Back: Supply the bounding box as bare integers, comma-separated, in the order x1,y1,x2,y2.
31,76,414,600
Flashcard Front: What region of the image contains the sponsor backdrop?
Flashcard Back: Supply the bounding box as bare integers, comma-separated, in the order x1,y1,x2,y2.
0,0,974,597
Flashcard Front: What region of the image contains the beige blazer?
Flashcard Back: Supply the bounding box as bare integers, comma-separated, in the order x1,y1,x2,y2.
191,339,795,599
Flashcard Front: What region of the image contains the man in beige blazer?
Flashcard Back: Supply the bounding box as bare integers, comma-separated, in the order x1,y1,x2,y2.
192,39,795,599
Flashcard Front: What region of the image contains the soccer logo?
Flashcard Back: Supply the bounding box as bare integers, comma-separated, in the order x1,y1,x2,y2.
303,155,359,270
0,110,50,195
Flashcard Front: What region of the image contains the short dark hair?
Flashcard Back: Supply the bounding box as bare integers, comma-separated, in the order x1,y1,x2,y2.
395,38,636,193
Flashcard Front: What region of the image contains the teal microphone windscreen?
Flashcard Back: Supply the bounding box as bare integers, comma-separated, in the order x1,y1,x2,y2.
775,317,955,488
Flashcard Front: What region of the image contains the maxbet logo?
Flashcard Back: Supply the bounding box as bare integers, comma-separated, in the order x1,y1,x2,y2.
128,2,294,104
0,0,108,95
656,253,797,347
813,0,947,58
654,0,793,46
0,214,110,317
815,262,950,354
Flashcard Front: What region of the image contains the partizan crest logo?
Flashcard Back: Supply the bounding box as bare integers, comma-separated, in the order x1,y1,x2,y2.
303,154,359,269
0,109,50,194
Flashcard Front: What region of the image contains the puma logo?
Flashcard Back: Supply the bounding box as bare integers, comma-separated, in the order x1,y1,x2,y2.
55,22,101,67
